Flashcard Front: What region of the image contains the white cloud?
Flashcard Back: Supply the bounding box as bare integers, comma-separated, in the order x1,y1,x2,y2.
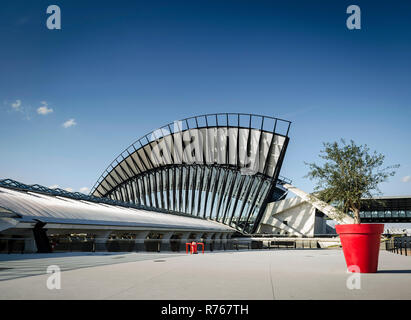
49,185,59,189
65,187,74,192
79,187,90,194
62,118,76,128
9,99,31,120
402,176,411,183
37,106,53,115
37,101,53,115
11,99,21,110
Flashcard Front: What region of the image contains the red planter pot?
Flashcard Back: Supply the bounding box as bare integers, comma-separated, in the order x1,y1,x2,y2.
335,223,384,273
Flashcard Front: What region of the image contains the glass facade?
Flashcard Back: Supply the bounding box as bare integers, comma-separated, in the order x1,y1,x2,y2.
105,165,283,233
360,209,411,221
359,196,411,222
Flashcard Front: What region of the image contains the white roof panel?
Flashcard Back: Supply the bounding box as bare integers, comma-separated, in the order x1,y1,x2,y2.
0,187,232,232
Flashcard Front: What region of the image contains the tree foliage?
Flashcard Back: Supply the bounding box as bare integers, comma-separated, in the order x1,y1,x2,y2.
305,139,399,224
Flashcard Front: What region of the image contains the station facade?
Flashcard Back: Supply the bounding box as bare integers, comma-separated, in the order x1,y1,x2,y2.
1,113,407,253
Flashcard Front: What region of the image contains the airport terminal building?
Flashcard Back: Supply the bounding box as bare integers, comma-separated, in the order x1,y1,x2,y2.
1,113,410,253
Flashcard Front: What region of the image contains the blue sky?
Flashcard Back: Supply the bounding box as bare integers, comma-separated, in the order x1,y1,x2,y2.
1,0,411,196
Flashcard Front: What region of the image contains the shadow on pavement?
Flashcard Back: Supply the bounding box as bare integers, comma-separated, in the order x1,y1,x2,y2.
377,270,411,274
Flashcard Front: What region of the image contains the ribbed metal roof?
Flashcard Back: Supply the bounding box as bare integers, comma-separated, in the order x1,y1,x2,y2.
0,186,233,232
89,113,291,234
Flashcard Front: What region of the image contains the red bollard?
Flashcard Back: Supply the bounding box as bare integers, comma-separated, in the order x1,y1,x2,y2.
186,242,205,254
197,242,205,254
186,242,197,254
191,241,198,254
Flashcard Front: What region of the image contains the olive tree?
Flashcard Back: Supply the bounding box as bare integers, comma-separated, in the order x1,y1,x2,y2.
305,139,399,224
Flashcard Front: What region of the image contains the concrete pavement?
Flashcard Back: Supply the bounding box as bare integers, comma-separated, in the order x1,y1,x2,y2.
0,250,410,299
0,252,184,281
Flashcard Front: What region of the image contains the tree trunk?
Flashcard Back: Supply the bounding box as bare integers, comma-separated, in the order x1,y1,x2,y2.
353,208,361,224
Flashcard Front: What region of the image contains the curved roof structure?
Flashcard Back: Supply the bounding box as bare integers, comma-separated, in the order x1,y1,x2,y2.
0,186,231,233
91,113,291,234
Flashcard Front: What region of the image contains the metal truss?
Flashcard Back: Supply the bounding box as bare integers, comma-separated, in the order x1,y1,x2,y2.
91,113,292,234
